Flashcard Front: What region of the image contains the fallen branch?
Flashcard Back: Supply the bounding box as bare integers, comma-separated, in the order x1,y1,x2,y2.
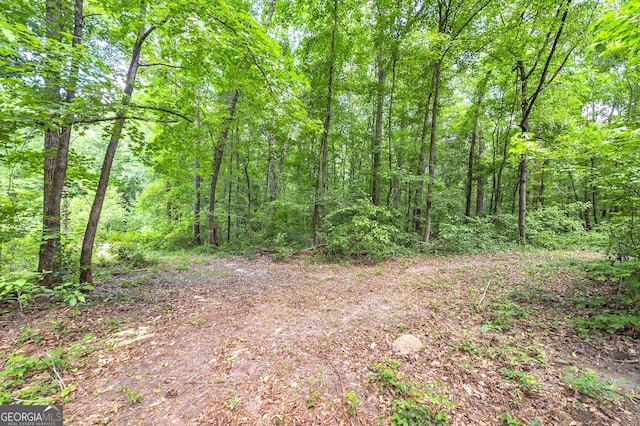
475,279,492,311
48,353,66,390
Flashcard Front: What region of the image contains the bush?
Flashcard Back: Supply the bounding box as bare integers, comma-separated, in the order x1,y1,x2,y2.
527,205,592,249
325,198,413,259
433,215,514,253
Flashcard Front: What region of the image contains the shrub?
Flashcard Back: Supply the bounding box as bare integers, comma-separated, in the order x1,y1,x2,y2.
434,215,513,253
325,198,413,259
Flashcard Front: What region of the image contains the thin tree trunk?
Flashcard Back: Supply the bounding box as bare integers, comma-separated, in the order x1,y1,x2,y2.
192,109,202,245
312,0,337,245
515,0,572,244
386,53,398,207
476,134,486,216
267,131,277,203
424,60,441,243
465,74,488,218
244,159,252,242
193,155,201,244
371,55,385,207
80,6,156,283
227,147,233,243
518,155,528,242
414,67,435,232
590,157,598,225
208,90,240,246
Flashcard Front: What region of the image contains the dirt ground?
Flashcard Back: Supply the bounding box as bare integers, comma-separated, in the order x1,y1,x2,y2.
1,251,638,425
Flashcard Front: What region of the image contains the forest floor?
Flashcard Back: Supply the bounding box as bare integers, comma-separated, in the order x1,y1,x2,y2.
1,251,639,425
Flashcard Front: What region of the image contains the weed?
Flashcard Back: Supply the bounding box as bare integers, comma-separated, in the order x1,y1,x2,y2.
0,340,90,405
370,357,451,425
370,357,410,395
572,311,639,336
119,386,142,404
305,373,324,408
454,338,478,355
499,412,542,426
344,391,360,416
102,317,122,333
390,398,447,426
226,394,240,410
563,368,620,402
501,368,539,394
49,320,69,336
17,325,42,345
482,298,531,331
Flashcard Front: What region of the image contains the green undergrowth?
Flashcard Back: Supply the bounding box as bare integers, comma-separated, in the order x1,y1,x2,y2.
369,357,452,425
0,334,96,405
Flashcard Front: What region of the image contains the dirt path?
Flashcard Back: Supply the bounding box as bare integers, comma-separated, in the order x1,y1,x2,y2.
1,251,638,425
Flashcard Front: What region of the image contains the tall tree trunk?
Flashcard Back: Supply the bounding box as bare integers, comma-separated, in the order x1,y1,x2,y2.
79,6,156,283
386,53,398,207
244,158,252,242
312,0,337,245
464,73,489,218
413,67,435,232
424,60,441,243
227,146,233,243
208,90,240,246
267,131,277,203
193,110,202,245
193,155,201,244
371,55,385,207
39,0,83,285
516,60,529,244
476,134,486,216
590,157,598,225
518,155,528,242
515,0,572,244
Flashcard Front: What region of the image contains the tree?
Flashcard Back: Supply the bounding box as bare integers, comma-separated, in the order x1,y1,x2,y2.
80,1,162,283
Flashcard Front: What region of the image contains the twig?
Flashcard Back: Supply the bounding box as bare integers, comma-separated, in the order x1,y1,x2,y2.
48,353,66,390
614,358,640,364
475,279,492,311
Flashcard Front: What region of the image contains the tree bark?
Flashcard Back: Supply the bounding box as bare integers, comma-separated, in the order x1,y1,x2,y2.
80,6,156,283
312,0,337,245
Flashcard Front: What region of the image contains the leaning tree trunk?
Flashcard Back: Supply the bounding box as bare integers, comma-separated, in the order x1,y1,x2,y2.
79,7,156,283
